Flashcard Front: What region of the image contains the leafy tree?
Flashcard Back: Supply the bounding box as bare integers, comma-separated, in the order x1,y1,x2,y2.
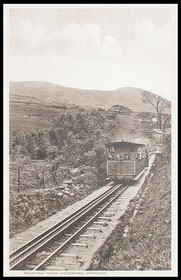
94,146,106,179
47,145,59,159
49,129,59,146
67,113,74,131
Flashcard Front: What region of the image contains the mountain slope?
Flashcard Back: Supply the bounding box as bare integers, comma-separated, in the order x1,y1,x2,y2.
10,81,170,112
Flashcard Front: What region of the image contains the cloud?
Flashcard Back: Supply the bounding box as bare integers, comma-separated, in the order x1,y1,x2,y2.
10,17,171,63
11,18,45,46
10,19,122,61
9,15,175,100
133,19,172,57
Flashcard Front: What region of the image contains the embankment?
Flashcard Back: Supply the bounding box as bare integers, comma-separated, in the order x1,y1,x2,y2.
88,161,171,270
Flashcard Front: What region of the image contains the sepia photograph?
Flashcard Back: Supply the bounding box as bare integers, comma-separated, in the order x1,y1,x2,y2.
3,4,178,277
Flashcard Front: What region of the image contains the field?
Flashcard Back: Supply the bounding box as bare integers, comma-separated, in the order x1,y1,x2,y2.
10,94,84,132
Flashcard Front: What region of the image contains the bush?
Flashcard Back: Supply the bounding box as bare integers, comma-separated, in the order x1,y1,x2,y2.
47,145,59,159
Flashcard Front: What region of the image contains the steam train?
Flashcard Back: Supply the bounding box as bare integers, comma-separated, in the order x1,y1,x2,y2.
106,141,149,181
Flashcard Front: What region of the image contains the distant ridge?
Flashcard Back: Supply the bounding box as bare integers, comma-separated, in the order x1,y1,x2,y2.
10,81,171,112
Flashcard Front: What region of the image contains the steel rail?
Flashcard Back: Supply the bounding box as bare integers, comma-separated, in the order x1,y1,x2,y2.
34,184,129,270
10,182,111,259
10,183,122,270
10,183,123,270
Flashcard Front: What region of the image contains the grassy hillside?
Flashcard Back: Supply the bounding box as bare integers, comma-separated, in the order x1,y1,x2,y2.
9,93,85,131
10,81,170,112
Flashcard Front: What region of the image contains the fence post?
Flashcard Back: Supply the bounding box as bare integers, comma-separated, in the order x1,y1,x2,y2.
42,170,45,188
17,168,20,192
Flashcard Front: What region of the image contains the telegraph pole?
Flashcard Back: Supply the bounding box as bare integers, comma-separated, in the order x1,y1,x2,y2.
17,168,20,192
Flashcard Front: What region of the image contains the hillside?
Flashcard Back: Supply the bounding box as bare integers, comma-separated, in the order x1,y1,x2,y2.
9,81,170,113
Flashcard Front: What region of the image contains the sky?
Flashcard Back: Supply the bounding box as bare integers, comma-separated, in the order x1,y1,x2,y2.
8,4,177,100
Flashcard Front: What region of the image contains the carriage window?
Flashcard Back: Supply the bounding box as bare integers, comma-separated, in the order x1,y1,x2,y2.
108,146,115,152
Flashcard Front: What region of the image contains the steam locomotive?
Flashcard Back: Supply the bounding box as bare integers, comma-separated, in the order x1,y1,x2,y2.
106,141,148,181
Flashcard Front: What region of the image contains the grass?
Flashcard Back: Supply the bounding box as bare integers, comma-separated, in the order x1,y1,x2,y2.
9,97,82,132
10,114,57,131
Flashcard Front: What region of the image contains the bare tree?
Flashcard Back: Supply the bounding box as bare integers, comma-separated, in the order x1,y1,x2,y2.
142,91,171,131
162,114,171,132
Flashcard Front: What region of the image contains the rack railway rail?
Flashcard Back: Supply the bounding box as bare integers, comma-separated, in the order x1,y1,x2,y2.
10,182,129,271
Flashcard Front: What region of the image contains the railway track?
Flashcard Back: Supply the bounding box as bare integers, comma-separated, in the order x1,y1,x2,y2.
10,182,129,271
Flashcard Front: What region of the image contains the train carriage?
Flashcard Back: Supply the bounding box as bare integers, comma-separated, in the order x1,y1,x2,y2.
106,141,148,181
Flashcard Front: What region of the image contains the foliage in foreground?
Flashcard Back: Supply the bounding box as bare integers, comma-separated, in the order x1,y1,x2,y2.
9,110,120,191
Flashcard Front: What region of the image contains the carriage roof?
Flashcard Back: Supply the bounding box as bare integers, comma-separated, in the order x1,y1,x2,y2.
105,141,145,148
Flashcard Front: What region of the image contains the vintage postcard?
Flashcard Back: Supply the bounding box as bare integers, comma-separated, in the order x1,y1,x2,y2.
3,4,178,277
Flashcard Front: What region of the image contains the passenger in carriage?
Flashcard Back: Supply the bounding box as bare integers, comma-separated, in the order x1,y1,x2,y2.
117,153,122,160
136,147,142,160
124,154,129,160
107,154,113,160
136,153,141,160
